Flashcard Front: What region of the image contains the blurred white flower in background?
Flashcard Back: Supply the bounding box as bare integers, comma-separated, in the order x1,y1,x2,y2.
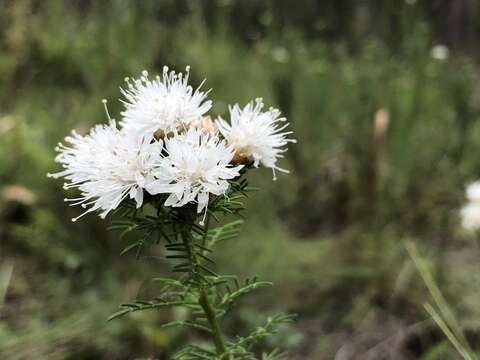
146,128,243,218
460,181,480,231
430,44,449,61
271,46,290,63
216,98,296,180
121,66,212,138
466,182,480,202
49,121,162,221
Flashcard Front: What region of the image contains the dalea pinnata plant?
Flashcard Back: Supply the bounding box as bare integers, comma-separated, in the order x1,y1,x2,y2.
48,66,296,359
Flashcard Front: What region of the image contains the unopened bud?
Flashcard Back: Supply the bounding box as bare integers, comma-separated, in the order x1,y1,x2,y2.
188,116,218,135
154,128,166,140
231,151,253,166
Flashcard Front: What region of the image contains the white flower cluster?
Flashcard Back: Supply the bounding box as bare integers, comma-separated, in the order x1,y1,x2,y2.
49,66,295,221
460,182,480,231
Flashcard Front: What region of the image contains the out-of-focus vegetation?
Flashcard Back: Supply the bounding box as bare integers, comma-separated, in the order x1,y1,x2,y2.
2,1,480,359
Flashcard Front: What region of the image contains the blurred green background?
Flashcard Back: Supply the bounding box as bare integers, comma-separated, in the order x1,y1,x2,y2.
2,0,480,359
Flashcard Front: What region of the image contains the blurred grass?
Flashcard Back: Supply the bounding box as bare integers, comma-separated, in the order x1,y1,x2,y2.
2,1,480,359
408,242,476,360
0,263,13,307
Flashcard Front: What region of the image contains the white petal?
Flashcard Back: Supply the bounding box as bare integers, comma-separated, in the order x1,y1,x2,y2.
134,189,144,208
197,192,209,213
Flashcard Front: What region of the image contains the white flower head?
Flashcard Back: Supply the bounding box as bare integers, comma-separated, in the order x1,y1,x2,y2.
146,128,243,221
216,98,296,180
48,121,162,221
120,66,212,138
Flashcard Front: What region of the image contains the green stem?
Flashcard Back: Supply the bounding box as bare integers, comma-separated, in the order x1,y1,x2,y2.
181,226,200,281
198,289,227,356
181,219,227,357
201,212,211,248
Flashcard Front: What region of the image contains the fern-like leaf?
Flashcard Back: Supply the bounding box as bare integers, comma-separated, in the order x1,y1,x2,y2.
206,220,244,247
220,278,273,310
